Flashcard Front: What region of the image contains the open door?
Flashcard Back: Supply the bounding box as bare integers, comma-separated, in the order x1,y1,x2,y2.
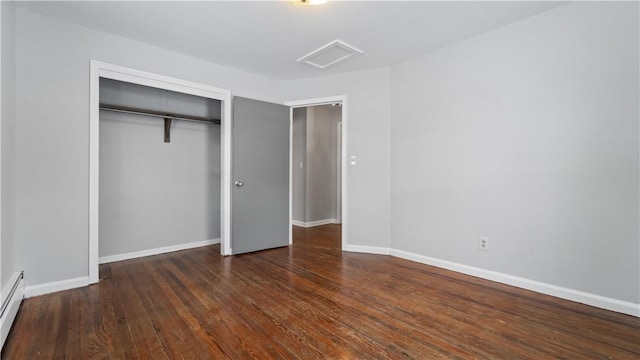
231,97,290,254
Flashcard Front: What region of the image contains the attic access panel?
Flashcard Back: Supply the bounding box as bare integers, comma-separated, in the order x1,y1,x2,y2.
297,39,364,70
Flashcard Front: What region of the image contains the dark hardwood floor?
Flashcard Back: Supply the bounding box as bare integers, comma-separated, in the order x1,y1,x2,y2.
3,225,639,359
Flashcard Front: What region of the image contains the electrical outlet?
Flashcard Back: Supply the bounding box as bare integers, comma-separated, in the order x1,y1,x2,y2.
478,236,489,251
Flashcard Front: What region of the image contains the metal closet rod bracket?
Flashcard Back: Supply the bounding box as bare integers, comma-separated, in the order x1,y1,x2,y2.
164,118,172,143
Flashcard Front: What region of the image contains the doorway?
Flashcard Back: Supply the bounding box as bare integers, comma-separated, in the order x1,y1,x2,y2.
291,104,342,227
285,96,347,250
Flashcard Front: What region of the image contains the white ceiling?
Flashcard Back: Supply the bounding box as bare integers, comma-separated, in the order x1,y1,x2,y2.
18,1,566,80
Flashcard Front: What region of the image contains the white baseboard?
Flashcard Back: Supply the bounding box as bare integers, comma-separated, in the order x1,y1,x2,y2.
340,244,639,317
23,239,221,299
389,248,640,317
99,238,220,264
292,219,338,228
1,272,24,350
343,244,390,255
24,276,89,298
17,241,639,318
291,220,306,227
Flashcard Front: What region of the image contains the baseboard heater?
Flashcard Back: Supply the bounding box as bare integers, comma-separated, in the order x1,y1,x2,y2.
0,271,24,350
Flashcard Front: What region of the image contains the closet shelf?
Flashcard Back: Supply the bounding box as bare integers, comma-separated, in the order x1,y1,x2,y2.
99,103,221,125
99,103,220,143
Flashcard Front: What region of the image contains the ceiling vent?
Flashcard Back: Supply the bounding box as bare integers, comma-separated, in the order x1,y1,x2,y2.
297,40,364,70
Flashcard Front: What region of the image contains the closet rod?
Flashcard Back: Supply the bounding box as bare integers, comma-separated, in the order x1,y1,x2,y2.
99,103,221,125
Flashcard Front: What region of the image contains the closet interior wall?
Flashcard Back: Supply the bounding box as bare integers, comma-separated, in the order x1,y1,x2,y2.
98,79,221,260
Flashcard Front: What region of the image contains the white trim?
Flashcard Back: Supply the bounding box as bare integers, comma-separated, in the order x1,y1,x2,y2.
0,275,23,350
285,96,346,108
307,219,336,227
389,249,640,317
24,276,89,298
339,244,639,317
89,61,232,284
89,61,99,284
0,0,3,303
291,219,339,228
0,272,21,315
339,99,347,251
99,238,220,264
284,95,347,252
336,122,342,223
291,220,306,228
288,107,293,245
343,244,390,255
221,87,232,257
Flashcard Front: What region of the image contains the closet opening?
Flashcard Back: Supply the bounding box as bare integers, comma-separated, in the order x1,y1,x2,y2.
97,78,222,275
89,61,232,284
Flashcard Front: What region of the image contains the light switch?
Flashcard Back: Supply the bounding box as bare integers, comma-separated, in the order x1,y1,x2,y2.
299,162,304,169
350,155,357,166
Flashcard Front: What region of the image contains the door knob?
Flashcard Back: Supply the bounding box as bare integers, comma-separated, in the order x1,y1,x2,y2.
234,180,244,187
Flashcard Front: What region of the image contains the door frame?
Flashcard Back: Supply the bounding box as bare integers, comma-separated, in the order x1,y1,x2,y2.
336,121,342,223
88,61,232,284
284,96,347,250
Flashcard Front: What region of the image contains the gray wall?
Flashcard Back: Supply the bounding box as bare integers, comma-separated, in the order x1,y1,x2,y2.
13,8,282,288
305,105,340,223
281,68,392,249
99,79,220,257
1,0,16,291
13,6,391,288
292,108,307,223
390,2,639,303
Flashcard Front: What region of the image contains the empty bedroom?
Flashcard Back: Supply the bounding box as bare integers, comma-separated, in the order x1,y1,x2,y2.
0,1,638,358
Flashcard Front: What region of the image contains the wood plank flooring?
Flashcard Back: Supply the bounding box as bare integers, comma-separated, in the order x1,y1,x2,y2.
3,225,639,359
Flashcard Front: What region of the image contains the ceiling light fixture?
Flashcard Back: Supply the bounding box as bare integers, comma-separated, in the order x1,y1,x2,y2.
299,0,327,5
